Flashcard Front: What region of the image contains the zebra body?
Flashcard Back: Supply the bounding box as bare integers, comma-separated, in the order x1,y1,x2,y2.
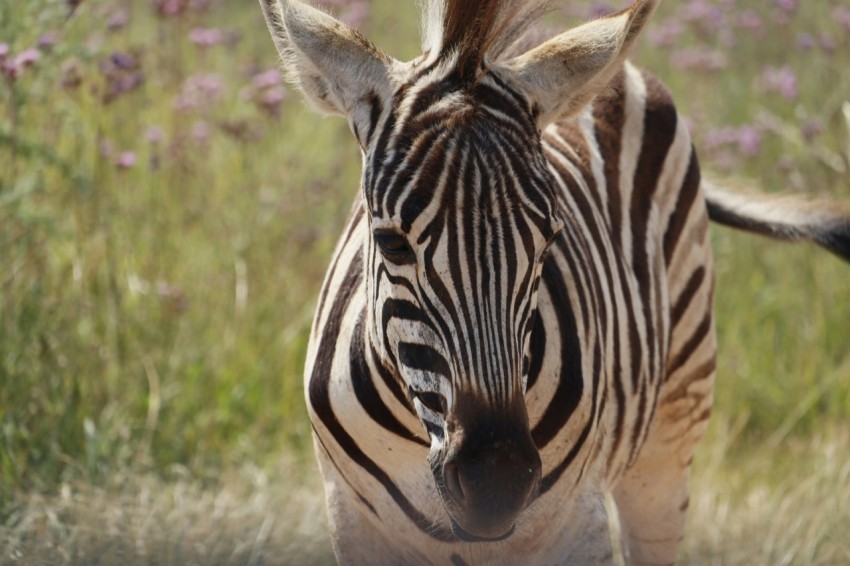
305,64,711,563
259,0,850,563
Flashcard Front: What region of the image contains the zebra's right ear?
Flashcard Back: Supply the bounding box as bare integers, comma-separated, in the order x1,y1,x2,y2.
500,0,658,127
259,0,392,144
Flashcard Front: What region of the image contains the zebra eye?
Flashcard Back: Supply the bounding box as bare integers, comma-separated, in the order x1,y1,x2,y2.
373,230,415,263
409,386,447,415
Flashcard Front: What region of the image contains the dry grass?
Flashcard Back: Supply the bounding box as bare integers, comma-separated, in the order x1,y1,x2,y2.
681,421,850,565
3,424,849,565
0,461,334,566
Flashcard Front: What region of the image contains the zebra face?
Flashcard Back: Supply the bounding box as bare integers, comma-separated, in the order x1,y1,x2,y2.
364,69,562,540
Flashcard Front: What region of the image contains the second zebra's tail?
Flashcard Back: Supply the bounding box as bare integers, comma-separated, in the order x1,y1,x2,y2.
703,179,850,263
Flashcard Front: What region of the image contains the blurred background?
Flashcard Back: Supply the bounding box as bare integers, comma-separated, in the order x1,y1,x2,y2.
1,0,848,563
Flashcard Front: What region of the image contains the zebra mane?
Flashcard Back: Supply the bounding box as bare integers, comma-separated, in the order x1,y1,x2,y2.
419,0,552,78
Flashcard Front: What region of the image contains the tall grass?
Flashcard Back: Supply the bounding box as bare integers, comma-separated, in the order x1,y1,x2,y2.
1,0,849,563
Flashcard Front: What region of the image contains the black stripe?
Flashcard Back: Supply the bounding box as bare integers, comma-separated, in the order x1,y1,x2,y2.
670,266,705,328
313,430,378,517
663,148,701,265
665,312,713,378
398,342,452,378
350,315,428,447
531,256,583,450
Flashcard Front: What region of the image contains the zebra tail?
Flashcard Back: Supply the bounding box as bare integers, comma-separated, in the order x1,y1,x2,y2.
702,179,850,263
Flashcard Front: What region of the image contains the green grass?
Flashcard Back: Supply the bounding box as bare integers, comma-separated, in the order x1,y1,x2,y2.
1,0,849,563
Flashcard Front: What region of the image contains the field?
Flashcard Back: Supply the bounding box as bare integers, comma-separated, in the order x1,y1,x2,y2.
1,0,849,563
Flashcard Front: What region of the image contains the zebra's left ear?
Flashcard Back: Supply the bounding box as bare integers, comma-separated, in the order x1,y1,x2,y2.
500,0,658,127
259,0,392,144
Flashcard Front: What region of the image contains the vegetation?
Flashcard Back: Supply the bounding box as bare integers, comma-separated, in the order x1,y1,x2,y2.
1,0,848,563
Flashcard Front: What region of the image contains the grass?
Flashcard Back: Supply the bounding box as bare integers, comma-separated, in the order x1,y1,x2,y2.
1,0,849,563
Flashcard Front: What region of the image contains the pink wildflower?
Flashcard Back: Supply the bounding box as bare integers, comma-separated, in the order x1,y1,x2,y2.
189,27,224,48
37,31,61,52
144,125,166,144
670,49,728,72
115,151,137,169
191,120,212,146
15,48,40,68
801,119,823,142
252,69,282,89
174,73,224,112
736,126,762,157
107,9,130,31
834,7,850,33
761,65,797,101
648,17,684,48
153,0,188,18
776,0,797,12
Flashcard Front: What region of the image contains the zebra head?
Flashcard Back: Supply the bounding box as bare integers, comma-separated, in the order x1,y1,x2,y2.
260,0,656,541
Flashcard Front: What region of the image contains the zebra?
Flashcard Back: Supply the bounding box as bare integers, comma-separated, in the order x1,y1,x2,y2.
259,0,850,563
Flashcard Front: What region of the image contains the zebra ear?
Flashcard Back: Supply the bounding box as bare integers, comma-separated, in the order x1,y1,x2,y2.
259,0,392,142
501,0,658,127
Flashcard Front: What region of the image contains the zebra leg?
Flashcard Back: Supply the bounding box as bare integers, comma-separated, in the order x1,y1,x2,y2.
611,434,694,565
612,354,716,566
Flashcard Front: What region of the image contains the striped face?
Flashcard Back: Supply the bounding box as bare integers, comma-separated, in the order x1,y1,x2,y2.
363,63,562,539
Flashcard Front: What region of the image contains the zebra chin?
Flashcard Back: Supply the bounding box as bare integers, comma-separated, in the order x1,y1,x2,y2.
429,399,542,541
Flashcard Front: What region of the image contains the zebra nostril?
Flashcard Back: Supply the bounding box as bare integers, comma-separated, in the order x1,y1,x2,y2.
444,462,465,504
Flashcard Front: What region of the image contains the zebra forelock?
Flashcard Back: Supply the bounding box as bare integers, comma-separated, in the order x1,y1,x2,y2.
419,0,553,78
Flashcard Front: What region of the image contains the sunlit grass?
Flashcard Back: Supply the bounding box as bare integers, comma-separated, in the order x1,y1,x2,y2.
1,0,849,563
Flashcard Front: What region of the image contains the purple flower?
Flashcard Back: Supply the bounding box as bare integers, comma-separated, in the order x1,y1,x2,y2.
680,0,724,32
15,48,40,68
649,17,685,48
174,73,224,112
736,10,764,35
190,120,212,146
340,1,370,27
110,51,136,70
587,2,615,19
801,119,823,141
252,69,282,89
705,126,740,151
776,0,797,12
819,33,836,54
99,52,144,103
3,48,40,80
153,0,188,17
115,151,137,169
107,9,130,31
189,27,224,48
736,126,762,157
37,31,61,52
242,69,288,116
259,86,286,116
761,65,797,101
670,48,728,72
144,125,166,144
796,33,814,50
834,7,850,33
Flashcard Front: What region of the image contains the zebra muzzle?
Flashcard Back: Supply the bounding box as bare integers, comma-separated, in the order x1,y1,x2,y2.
435,407,541,541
